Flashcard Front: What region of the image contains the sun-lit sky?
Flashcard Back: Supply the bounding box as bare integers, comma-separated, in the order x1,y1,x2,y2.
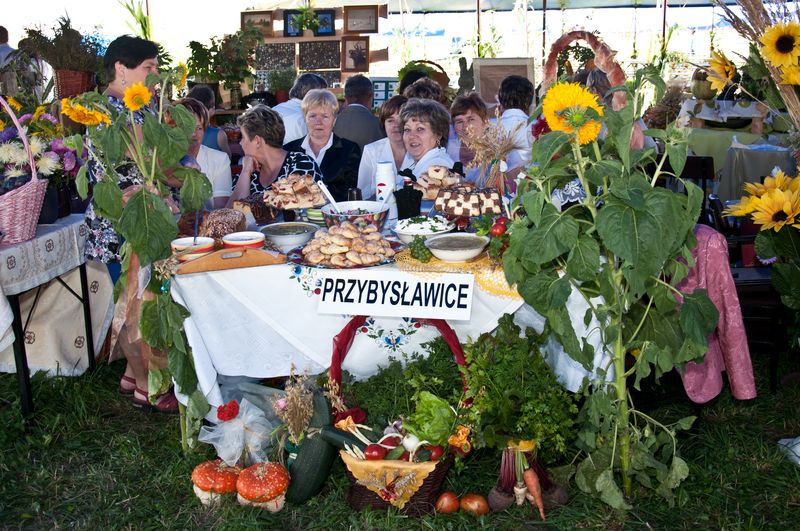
4,1,749,79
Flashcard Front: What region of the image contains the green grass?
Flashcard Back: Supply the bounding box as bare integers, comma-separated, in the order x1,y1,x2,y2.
1,353,798,530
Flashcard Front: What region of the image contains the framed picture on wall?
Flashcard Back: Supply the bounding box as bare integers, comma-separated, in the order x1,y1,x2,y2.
299,41,340,70
283,10,303,37
241,11,273,38
314,9,335,37
343,6,379,34
473,58,537,109
341,36,369,72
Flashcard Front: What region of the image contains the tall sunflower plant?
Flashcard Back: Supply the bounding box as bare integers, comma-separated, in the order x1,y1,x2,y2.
61,64,212,447
504,66,719,508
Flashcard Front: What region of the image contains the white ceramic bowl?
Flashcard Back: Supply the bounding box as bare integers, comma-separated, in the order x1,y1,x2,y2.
222,231,266,249
261,222,318,253
393,216,455,244
171,237,215,262
425,233,490,262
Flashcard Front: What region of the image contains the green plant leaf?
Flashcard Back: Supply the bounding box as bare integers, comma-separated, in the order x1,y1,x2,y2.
525,203,579,264
531,131,569,173
772,226,800,262
75,164,89,199
521,190,546,227
170,103,197,140
116,189,177,266
518,271,560,313
754,231,777,259
596,469,633,510
674,416,696,431
99,120,126,162
678,290,718,346
586,159,623,189
175,167,213,212
772,262,800,309
656,456,689,506
92,179,123,222
142,113,190,169
187,389,210,420
567,234,601,281
666,143,687,179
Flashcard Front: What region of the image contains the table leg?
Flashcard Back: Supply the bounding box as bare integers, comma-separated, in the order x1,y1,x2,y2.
9,293,33,417
78,262,95,372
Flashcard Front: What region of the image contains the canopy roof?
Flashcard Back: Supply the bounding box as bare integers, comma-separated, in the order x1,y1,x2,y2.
387,0,737,13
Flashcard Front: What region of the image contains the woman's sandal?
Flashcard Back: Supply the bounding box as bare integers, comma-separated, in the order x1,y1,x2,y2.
132,388,179,414
119,375,137,396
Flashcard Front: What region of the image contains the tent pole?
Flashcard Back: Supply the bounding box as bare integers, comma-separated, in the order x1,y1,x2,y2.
477,0,481,54
661,0,668,56
542,0,547,68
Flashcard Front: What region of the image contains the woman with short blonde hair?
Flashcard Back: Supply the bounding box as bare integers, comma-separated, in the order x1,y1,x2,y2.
284,89,361,202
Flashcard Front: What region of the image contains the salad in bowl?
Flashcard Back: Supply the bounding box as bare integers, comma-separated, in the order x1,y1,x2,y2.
393,215,454,244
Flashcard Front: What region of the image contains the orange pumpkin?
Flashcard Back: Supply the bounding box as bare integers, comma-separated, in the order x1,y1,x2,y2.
191,459,241,505
236,462,290,512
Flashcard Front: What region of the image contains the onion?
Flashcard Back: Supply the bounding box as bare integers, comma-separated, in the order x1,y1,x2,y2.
402,433,420,452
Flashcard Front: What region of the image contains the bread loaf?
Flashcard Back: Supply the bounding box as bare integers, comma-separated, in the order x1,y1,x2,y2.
434,186,502,218
199,208,246,243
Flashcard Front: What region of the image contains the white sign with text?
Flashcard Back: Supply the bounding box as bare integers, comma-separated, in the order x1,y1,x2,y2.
317,269,475,320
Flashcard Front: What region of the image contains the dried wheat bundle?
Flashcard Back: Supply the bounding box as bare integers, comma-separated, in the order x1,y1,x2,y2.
460,109,521,190
272,365,314,445
716,0,800,129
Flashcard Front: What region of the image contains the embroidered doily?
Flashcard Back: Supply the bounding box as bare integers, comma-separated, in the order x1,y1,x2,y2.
340,451,439,509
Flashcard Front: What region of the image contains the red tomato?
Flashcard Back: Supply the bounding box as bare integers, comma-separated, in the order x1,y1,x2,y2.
454,217,470,231
427,445,444,461
400,451,410,461
495,216,509,225
382,435,402,447
364,444,387,460
460,493,490,516
435,491,460,514
490,223,507,237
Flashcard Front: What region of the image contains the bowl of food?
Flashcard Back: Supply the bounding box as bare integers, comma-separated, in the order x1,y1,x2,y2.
321,200,389,231
425,233,489,262
261,222,318,253
222,231,266,250
171,236,215,262
393,215,454,244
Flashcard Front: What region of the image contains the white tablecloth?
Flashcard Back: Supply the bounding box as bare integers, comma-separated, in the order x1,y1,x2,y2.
678,99,768,125
0,215,114,375
172,259,610,408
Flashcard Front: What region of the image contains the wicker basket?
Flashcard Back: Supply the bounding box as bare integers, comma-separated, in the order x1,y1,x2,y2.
0,96,47,244
54,69,95,99
329,316,468,515
344,455,453,516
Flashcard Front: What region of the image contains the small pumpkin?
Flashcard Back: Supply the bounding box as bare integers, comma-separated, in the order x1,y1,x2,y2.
236,462,290,512
191,459,241,506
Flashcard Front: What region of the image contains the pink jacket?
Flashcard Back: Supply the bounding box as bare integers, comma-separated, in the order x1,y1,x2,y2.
677,224,757,403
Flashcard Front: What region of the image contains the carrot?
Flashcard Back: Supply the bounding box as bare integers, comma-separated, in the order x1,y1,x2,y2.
522,467,545,521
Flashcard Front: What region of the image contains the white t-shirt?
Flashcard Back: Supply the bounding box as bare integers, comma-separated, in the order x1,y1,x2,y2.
196,145,232,203
273,98,307,145
499,108,533,170
358,137,398,200
399,147,455,178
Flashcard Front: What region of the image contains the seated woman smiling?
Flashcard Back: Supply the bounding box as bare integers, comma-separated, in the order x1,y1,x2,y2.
398,98,455,178
227,105,322,205
284,89,361,202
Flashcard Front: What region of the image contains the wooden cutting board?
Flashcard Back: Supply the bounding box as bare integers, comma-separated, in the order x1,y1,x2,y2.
177,247,286,275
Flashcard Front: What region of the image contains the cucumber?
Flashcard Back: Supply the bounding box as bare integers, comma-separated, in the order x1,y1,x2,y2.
319,425,367,451
385,446,405,460
285,391,337,505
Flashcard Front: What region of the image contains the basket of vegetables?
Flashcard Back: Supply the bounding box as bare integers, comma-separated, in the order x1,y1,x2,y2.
324,316,470,516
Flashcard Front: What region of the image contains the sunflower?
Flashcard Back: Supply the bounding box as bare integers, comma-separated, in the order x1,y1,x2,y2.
751,187,800,231
708,50,737,92
0,118,6,130
780,64,800,84
760,22,800,68
123,82,152,112
178,62,188,90
744,169,793,197
62,101,111,127
542,82,604,145
7,96,22,112
32,105,46,122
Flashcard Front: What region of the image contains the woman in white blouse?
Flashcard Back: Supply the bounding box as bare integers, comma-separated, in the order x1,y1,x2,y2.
178,97,231,208
357,95,408,199
398,98,455,178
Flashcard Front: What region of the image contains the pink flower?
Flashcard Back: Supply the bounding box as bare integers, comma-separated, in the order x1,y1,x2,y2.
50,138,68,155
63,151,77,172
18,114,32,123
275,398,288,411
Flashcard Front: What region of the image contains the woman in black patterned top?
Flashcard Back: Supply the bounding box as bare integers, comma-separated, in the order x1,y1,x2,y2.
227,105,322,204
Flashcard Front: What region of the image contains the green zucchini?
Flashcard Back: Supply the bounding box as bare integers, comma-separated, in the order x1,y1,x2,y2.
319,424,367,451
285,391,337,505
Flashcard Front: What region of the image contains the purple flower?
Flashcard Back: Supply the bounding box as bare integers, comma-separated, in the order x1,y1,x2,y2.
0,128,18,142
18,114,32,123
41,113,58,124
63,151,77,172
50,138,68,154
